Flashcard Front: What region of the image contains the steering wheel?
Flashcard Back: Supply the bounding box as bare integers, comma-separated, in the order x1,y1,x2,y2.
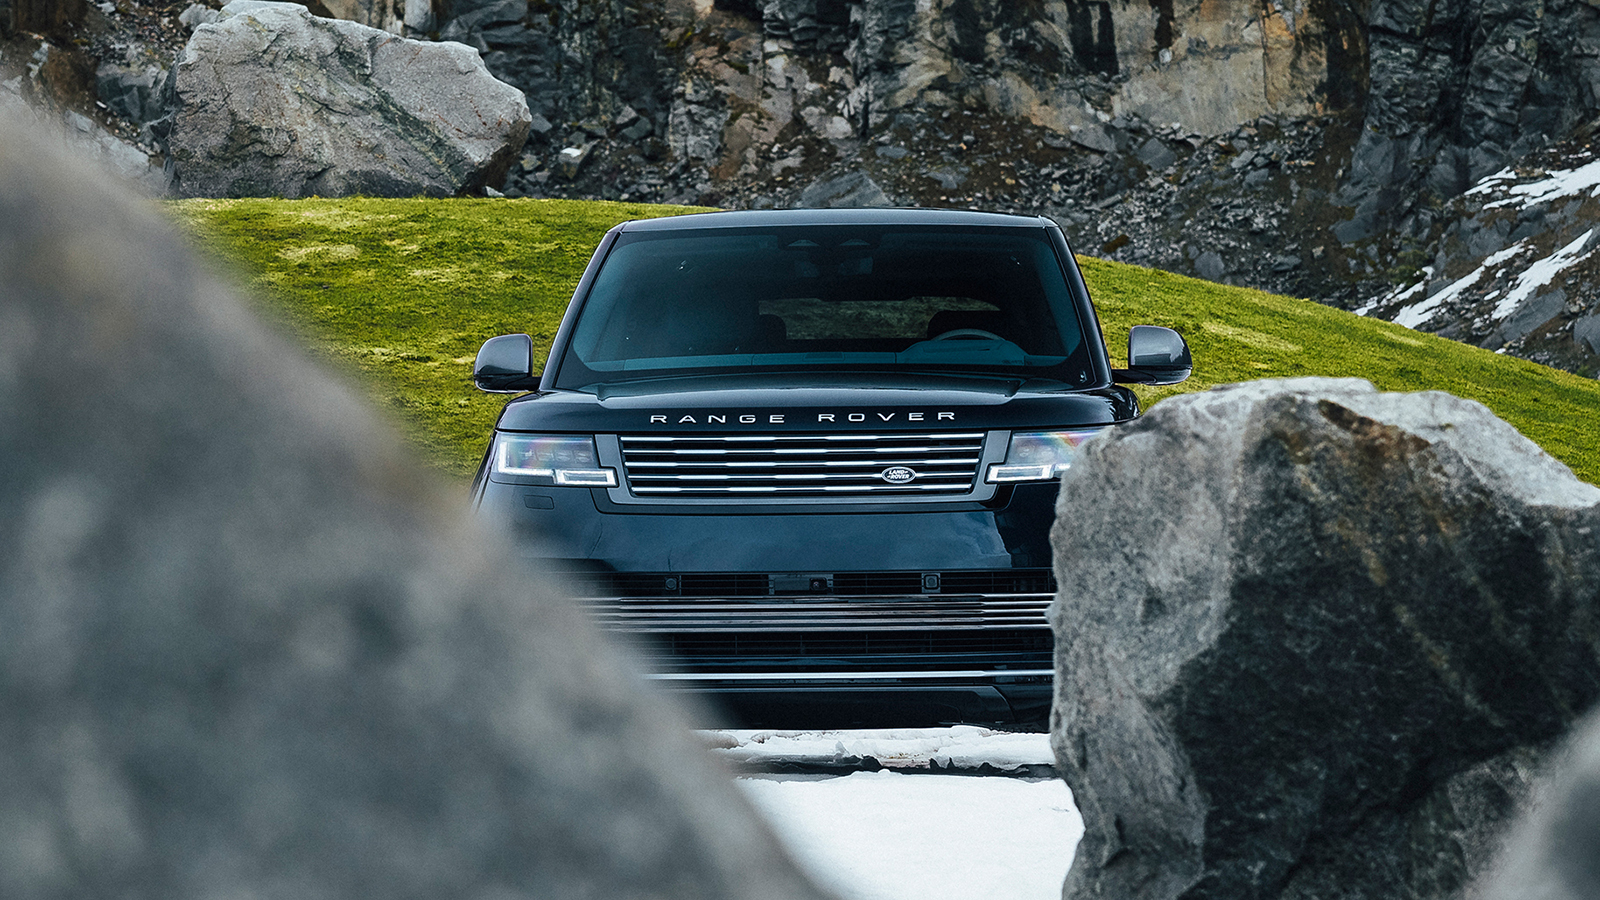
930,328,1004,341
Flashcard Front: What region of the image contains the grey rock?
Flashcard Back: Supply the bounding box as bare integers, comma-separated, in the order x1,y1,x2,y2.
444,0,523,32
166,1,531,198
402,0,432,33
666,91,727,162
620,117,653,141
1050,378,1600,900
1502,288,1566,343
1482,709,1600,900
0,103,832,900
798,170,890,208
1576,314,1600,355
0,91,164,193
177,2,220,30
95,62,164,124
556,142,593,178
1194,250,1225,281
1070,125,1115,154
925,166,966,190
1135,138,1175,171
477,23,538,49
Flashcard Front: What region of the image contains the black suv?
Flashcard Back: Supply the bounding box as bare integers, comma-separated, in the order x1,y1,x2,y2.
470,208,1190,727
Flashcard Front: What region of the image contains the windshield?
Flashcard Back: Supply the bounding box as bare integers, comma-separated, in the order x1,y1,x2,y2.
553,224,1094,390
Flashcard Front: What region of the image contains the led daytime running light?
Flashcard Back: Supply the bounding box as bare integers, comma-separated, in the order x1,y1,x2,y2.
985,429,1101,483
493,434,616,486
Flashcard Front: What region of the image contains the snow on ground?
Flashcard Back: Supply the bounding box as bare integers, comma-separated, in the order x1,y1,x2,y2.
1490,228,1597,320
705,725,1057,772
1359,156,1600,330
1466,158,1600,210
1389,242,1529,329
715,728,1084,900
739,772,1082,900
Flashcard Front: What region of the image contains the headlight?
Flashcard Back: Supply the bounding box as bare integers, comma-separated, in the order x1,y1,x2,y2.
985,429,1101,483
492,434,617,486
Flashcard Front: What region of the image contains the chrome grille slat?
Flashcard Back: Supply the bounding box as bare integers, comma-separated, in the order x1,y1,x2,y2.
626,458,980,468
620,432,986,498
582,597,1054,633
628,472,973,481
630,446,981,456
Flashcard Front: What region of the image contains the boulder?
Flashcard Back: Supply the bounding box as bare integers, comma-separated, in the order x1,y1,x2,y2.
797,169,890,207
95,61,165,123
0,107,829,899
1482,708,1600,900
1049,378,1600,900
166,1,531,198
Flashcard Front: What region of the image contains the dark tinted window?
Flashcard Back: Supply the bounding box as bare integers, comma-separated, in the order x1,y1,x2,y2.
554,224,1091,389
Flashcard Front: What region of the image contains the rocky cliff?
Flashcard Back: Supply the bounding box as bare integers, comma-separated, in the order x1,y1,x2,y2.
427,0,1600,377
7,0,1600,377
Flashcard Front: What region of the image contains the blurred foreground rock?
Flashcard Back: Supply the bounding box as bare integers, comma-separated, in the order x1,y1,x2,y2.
166,0,530,197
1482,708,1600,900
1049,378,1600,900
0,108,828,899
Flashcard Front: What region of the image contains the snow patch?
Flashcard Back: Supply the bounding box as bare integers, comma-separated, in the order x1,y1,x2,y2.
1393,243,1529,330
739,771,1083,900
1464,166,1517,197
1469,158,1600,210
1358,267,1431,316
706,725,1056,771
1490,228,1596,320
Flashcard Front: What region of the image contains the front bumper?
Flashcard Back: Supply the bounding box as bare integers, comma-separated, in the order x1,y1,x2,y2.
572,569,1057,727
478,480,1063,727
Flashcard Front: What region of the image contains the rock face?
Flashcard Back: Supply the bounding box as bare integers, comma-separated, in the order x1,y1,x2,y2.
1482,708,1600,900
166,0,530,198
26,0,1600,373
0,107,829,900
1049,378,1600,900
1356,125,1600,378
1341,0,1600,244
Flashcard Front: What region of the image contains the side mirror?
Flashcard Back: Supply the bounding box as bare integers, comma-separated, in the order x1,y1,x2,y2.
1113,325,1192,385
473,333,541,393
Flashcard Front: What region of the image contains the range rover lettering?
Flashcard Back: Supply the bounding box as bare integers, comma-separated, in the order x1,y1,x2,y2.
469,208,1191,727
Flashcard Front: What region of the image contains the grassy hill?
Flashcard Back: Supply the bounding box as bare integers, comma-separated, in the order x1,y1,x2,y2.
169,198,1600,485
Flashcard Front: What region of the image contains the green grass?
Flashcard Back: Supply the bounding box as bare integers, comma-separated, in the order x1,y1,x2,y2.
171,197,706,477
1082,258,1600,485
169,199,1600,485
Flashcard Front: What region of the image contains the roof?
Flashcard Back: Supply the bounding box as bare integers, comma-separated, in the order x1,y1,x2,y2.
613,207,1056,232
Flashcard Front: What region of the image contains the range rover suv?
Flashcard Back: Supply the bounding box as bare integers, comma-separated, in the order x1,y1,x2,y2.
469,208,1190,727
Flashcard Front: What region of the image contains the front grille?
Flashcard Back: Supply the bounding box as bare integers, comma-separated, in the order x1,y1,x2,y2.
642,628,1054,674
618,432,987,497
570,568,1057,677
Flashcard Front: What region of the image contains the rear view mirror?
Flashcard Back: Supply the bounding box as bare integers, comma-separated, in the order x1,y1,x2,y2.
1113,325,1192,385
473,333,541,393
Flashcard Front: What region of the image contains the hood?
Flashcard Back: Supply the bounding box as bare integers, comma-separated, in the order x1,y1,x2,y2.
495,375,1137,433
